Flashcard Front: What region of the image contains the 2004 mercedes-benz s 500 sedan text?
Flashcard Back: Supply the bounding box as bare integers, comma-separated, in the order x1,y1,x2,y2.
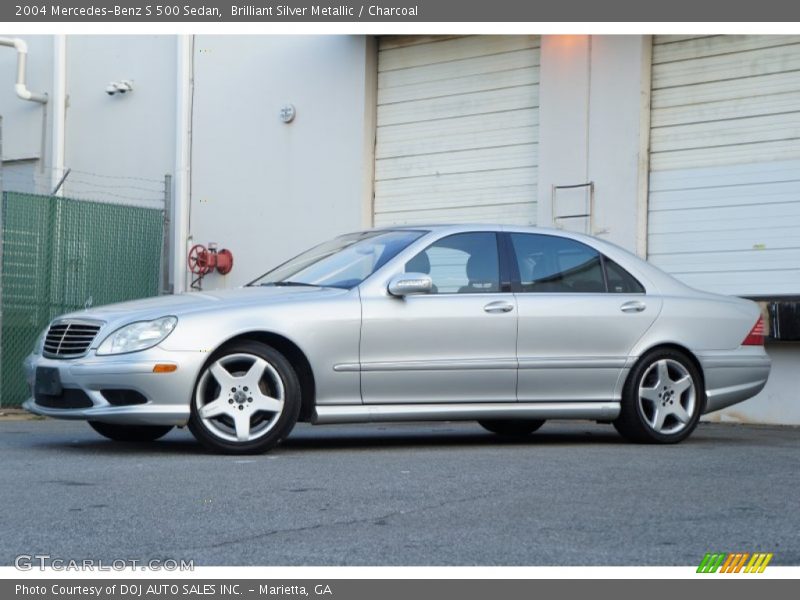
24,225,771,453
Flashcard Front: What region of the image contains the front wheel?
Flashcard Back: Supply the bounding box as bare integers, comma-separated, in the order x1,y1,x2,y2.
188,340,301,454
479,419,545,436
89,421,173,442
614,348,704,444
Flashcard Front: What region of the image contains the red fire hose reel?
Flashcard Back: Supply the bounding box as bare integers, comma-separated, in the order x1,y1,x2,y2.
188,243,234,290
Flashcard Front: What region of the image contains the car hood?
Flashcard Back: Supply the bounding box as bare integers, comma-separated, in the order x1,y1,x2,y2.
58,286,350,325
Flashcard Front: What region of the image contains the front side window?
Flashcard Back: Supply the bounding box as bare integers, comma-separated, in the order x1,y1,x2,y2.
250,230,425,289
405,232,500,294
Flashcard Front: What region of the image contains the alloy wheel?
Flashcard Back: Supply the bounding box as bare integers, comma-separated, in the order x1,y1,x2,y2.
195,353,285,443
637,358,696,435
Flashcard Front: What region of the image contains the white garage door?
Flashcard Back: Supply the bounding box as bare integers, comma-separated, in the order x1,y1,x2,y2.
648,35,800,297
374,35,540,226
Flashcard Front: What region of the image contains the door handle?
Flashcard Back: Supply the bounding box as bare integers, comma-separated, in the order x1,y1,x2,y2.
484,301,514,314
620,300,646,313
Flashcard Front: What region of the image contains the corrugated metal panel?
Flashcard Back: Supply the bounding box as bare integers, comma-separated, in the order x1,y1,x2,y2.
648,35,800,296
651,71,800,109
651,113,800,153
374,35,540,226
654,35,716,45
653,35,800,63
378,35,537,71
651,91,800,128
652,44,800,89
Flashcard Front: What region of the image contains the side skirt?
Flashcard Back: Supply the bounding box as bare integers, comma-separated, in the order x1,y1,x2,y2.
313,402,620,425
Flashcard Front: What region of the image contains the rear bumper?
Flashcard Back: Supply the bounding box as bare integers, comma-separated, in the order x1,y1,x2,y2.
697,349,771,414
22,348,205,426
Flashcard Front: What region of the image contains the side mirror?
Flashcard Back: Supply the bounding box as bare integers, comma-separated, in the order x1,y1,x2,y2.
388,273,433,297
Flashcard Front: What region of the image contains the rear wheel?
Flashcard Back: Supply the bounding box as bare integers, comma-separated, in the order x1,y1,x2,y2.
614,348,704,444
188,340,301,454
479,419,545,436
89,422,173,442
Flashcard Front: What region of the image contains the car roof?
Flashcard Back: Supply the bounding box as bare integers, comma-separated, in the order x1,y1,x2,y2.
371,223,599,242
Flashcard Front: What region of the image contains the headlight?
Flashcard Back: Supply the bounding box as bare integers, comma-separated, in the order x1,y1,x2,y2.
32,328,47,355
96,316,177,355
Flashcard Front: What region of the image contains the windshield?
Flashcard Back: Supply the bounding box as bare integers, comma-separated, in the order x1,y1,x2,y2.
248,230,426,289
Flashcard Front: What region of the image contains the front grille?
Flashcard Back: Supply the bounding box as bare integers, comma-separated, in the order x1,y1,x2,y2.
43,320,102,358
35,388,94,409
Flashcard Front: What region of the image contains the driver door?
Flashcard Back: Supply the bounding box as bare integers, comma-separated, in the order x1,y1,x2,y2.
359,231,518,404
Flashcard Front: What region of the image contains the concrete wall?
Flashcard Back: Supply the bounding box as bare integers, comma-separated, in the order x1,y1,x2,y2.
0,35,53,193
538,35,650,256
0,35,175,204
61,35,176,206
538,35,592,229
186,35,375,289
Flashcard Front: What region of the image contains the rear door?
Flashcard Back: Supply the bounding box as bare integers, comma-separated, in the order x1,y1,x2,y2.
506,233,662,402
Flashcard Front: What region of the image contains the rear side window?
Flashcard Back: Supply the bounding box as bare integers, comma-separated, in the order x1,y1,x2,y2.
605,258,645,294
508,233,645,294
510,234,605,293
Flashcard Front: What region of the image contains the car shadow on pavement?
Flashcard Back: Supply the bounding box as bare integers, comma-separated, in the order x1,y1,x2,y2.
282,429,625,450
22,421,743,456
33,437,201,456
29,427,659,455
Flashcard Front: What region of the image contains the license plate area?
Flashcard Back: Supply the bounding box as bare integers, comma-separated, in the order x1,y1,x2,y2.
35,367,63,397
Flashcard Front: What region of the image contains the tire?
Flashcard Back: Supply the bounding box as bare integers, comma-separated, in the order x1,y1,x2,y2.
89,421,173,442
614,348,704,444
479,419,545,436
188,340,301,454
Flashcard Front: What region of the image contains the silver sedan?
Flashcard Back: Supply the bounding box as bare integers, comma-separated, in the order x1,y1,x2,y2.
23,225,771,453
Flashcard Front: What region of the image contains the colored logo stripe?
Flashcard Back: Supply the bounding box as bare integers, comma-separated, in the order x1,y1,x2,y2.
720,553,749,573
697,553,725,573
697,552,773,573
745,553,773,573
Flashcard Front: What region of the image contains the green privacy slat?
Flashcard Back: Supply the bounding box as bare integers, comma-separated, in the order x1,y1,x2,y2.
1,192,164,407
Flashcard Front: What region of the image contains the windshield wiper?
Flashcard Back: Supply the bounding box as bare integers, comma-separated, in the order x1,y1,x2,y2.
260,281,321,287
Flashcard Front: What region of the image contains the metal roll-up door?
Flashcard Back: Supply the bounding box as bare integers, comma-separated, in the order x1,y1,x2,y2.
648,35,800,296
374,35,540,226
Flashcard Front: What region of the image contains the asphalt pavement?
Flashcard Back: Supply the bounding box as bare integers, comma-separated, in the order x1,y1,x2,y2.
0,418,797,566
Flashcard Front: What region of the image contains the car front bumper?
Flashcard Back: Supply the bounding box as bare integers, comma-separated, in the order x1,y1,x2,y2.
22,348,208,426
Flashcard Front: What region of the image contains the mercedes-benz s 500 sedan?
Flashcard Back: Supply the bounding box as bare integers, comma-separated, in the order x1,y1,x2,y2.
24,225,771,453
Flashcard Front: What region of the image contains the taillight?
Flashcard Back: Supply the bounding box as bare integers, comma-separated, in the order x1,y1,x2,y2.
742,315,765,346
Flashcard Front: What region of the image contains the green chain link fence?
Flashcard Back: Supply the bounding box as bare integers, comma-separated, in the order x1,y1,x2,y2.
1,191,164,407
